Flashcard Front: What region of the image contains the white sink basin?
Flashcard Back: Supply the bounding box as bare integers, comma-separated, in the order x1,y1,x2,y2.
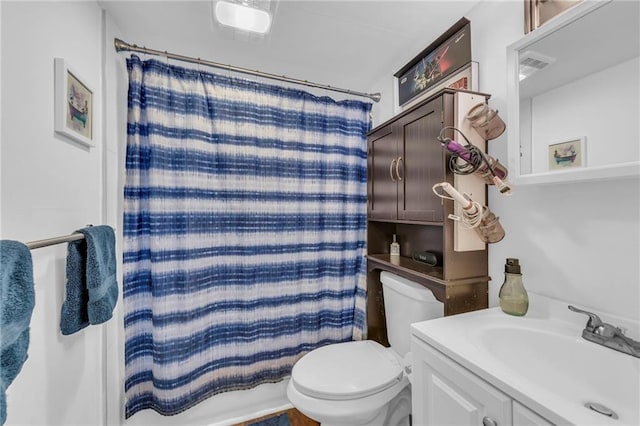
411,294,640,425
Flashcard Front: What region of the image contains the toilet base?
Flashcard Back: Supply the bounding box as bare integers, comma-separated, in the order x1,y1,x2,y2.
381,386,411,426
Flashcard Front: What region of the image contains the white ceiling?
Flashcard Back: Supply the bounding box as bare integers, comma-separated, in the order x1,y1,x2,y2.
101,0,481,97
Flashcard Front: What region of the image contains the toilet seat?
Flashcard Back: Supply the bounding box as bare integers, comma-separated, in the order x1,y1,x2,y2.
291,340,403,401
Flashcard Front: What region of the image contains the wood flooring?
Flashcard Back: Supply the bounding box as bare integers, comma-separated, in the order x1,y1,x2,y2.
234,408,319,426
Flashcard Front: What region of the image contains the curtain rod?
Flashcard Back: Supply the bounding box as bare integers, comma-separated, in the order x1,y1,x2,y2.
26,233,84,250
114,38,381,103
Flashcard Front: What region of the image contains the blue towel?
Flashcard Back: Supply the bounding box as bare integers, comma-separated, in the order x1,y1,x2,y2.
60,226,118,335
0,240,35,425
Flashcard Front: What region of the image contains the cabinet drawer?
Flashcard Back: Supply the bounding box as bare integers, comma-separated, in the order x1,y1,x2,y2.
412,337,511,426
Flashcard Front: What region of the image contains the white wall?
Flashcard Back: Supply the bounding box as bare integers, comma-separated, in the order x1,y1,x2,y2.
103,9,128,426
1,1,115,424
369,0,640,321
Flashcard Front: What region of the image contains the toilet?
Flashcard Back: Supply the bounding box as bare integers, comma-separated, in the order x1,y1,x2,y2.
287,271,443,426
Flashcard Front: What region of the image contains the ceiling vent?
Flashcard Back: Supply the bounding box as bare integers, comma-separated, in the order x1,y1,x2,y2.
519,51,555,81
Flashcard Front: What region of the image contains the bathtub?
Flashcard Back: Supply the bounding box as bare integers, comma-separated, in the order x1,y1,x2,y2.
123,379,292,426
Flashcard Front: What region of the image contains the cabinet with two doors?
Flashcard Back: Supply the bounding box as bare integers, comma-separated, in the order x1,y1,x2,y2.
368,96,445,223
412,336,555,426
366,88,492,345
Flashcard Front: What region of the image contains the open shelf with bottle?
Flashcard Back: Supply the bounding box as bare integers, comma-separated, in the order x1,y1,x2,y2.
366,220,489,345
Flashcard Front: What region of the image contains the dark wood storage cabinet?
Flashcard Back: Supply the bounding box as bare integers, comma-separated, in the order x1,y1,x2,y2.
368,97,446,222
366,89,491,345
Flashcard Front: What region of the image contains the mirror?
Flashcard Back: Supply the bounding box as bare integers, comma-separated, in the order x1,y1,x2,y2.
507,0,640,184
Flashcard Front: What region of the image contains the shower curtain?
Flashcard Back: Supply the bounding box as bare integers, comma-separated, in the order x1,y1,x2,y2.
123,55,371,417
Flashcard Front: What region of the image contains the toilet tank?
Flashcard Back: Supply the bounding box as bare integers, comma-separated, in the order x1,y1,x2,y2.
380,271,443,357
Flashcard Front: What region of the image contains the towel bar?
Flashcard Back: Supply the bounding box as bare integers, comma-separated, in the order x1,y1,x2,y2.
26,233,85,250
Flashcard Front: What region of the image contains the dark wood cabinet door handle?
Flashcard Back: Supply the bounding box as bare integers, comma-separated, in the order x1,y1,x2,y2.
390,158,397,182
396,156,404,181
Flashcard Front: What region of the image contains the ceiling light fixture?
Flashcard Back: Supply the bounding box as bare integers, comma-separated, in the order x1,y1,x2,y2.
214,1,272,35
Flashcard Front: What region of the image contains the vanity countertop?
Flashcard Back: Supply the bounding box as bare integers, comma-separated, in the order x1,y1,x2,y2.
411,293,640,426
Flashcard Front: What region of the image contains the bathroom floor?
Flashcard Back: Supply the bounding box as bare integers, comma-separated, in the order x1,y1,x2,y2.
234,408,319,426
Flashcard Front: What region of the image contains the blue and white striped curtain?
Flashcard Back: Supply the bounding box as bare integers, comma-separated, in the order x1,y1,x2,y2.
123,55,371,417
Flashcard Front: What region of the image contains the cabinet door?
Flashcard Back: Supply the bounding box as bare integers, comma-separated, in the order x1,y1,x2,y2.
412,337,512,426
368,124,399,220
397,97,445,222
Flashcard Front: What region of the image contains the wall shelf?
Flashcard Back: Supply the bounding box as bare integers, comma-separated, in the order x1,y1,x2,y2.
367,254,490,292
367,254,489,318
513,161,640,186
367,254,445,284
367,218,445,226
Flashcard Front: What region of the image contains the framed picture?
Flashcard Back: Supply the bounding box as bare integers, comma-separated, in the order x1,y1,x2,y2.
548,137,585,170
394,18,472,106
54,58,93,147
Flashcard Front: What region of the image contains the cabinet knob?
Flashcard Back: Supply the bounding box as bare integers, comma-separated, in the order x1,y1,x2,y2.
389,159,397,182
482,416,498,426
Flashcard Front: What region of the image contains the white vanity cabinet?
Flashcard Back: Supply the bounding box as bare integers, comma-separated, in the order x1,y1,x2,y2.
411,336,553,426
513,402,554,426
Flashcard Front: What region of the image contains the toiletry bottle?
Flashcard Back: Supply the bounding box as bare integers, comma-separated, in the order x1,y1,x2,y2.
499,258,529,316
390,234,400,264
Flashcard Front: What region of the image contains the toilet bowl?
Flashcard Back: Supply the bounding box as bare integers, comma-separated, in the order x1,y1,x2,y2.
287,272,443,425
287,340,411,426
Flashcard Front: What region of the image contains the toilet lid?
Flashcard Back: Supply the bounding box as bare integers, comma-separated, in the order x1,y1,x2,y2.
291,340,403,401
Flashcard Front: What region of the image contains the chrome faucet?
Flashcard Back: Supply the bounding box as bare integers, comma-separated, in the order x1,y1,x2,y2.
568,305,640,358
